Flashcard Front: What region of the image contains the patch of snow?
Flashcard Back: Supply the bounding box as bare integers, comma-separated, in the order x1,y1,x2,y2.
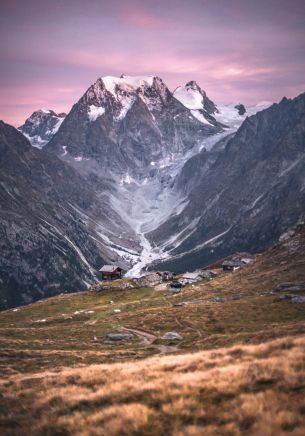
279,156,305,177
190,109,212,125
166,226,233,262
250,194,264,209
51,116,65,134
38,217,96,278
115,95,136,121
63,235,96,277
102,75,154,96
88,105,105,121
0,182,18,201
21,132,48,149
119,174,137,186
174,85,204,110
214,102,273,129
61,146,68,156
74,156,83,162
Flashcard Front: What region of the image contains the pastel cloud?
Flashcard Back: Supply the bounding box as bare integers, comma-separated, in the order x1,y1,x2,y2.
0,0,304,126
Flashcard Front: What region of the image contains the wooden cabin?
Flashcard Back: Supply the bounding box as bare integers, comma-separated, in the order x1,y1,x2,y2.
99,265,123,280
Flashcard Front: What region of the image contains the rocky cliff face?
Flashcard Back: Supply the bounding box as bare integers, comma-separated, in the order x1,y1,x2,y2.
149,93,305,272
45,75,223,181
10,75,305,292
19,109,66,148
0,121,140,309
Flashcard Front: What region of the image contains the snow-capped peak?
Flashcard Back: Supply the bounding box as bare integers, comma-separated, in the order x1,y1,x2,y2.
174,80,218,115
82,75,171,122
19,109,66,148
102,75,155,95
173,80,218,126
174,82,205,110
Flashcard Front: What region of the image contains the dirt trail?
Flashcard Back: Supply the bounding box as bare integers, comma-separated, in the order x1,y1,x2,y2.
121,327,156,344
121,327,179,354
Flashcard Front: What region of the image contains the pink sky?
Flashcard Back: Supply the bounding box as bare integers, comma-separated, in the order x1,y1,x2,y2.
1,0,305,126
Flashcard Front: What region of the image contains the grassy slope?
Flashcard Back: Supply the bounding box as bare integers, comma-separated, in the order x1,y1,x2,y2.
0,221,305,434
1,335,305,435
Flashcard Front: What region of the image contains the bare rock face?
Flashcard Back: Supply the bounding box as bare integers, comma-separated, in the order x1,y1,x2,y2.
234,104,246,115
0,121,138,309
6,75,305,301
149,93,305,272
45,76,222,183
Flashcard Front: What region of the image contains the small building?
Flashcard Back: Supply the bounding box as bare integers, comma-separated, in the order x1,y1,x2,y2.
157,271,175,281
222,260,244,272
99,265,123,280
240,257,254,265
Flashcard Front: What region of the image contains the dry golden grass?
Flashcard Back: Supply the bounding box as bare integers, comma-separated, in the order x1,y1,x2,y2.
0,222,305,434
1,334,305,435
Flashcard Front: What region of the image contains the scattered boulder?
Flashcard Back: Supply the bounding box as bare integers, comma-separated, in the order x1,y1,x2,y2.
264,282,305,296
90,282,103,292
105,332,134,341
168,287,182,294
275,282,305,292
274,294,305,303
199,270,218,279
213,297,226,303
173,300,209,306
291,296,305,304
274,294,296,302
161,332,183,341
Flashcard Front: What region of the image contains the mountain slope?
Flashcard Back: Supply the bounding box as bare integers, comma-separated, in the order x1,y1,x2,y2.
173,80,219,124
0,121,140,309
19,109,66,148
149,93,305,272
1,218,305,434
45,75,223,180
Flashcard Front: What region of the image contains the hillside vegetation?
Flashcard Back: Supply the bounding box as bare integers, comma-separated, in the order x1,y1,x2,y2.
0,221,305,434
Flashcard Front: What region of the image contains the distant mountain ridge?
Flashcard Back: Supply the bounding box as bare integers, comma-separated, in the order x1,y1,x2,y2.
3,74,305,307
19,109,66,148
45,75,223,180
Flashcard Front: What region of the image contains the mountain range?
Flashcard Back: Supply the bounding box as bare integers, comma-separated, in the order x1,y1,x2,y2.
1,74,305,308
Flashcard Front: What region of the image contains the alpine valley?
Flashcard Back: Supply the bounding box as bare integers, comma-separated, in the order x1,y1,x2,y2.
1,74,305,308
